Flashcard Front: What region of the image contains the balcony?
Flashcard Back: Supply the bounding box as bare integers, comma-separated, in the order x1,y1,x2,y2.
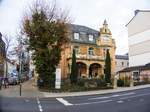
67,54,104,61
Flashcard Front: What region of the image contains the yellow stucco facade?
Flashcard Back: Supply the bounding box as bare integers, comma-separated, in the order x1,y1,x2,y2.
60,20,116,79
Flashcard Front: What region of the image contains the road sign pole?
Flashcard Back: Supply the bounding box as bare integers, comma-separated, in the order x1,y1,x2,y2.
20,83,22,96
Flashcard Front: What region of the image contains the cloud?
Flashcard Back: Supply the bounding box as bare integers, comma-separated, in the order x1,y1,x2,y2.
0,0,150,54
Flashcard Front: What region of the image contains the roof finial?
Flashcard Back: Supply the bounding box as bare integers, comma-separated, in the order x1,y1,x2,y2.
103,19,108,25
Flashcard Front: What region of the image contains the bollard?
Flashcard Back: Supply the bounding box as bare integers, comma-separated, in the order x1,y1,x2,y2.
20,83,22,96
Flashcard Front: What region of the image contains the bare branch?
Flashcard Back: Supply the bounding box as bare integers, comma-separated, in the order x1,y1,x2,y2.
2,34,13,55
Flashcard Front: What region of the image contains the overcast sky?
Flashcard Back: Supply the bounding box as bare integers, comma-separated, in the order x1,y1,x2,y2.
0,0,150,54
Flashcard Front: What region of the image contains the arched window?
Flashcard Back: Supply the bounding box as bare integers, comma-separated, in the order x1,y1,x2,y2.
88,47,94,55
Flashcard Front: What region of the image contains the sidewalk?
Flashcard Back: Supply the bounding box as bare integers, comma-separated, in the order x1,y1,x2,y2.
43,84,150,98
0,79,150,98
0,79,44,98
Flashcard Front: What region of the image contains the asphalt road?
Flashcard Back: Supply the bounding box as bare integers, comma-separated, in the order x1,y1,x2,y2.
0,87,150,112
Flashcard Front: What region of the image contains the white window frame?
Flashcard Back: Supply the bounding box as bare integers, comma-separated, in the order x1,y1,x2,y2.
89,35,94,41
88,47,94,55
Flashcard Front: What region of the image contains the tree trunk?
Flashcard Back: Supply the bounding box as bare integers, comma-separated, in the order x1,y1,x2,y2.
5,60,8,78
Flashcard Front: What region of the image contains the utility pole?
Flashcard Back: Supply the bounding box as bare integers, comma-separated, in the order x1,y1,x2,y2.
17,38,23,96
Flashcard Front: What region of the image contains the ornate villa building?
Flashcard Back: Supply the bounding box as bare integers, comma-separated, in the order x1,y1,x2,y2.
60,20,116,79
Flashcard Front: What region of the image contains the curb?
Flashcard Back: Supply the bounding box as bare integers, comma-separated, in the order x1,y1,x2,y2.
42,84,150,98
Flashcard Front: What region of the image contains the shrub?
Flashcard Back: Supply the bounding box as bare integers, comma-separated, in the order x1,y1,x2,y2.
37,77,44,88
77,78,107,88
77,79,85,87
117,79,124,87
124,76,130,87
143,76,149,82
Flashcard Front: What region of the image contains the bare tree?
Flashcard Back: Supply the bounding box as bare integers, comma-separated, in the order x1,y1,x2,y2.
2,34,13,77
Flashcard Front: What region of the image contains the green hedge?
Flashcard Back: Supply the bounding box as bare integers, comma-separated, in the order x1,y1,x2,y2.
117,79,124,87
38,78,113,92
117,77,130,87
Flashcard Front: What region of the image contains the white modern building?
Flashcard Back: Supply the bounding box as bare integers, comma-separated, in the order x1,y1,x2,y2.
126,10,150,67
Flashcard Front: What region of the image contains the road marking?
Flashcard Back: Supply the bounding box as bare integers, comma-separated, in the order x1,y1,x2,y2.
89,96,109,100
75,100,113,106
120,93,150,100
25,99,29,102
127,99,131,101
117,100,124,103
112,95,120,97
112,92,135,97
139,99,144,102
56,98,73,106
89,92,135,100
36,98,43,112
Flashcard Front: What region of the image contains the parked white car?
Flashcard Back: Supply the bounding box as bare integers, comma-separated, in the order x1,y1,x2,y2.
8,76,19,85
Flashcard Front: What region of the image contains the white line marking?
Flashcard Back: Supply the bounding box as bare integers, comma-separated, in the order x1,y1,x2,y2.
127,99,131,101
117,100,124,103
139,99,144,102
36,98,43,112
37,100,40,104
120,93,150,100
89,96,109,100
25,99,29,102
112,95,120,97
56,98,73,106
89,92,135,100
75,100,113,106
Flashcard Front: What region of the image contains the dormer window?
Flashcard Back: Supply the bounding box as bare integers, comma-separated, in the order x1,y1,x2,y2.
74,33,79,40
89,35,94,41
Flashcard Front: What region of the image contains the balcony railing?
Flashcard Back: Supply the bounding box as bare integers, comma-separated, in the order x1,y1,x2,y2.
68,54,104,61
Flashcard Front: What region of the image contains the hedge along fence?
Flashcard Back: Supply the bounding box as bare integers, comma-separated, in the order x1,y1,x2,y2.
38,77,114,92
134,74,150,86
117,76,130,87
59,78,113,92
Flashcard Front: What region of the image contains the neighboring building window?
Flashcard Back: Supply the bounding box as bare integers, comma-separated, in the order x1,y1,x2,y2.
133,71,140,81
88,47,94,55
122,62,124,66
74,46,79,54
74,33,79,40
89,35,94,41
127,62,129,66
